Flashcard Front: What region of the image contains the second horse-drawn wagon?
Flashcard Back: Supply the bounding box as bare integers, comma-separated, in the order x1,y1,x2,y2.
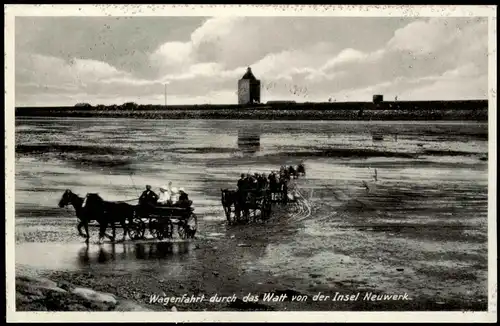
221,188,273,225
220,164,306,225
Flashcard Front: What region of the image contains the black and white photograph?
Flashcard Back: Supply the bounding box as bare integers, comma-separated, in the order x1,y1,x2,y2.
5,4,497,323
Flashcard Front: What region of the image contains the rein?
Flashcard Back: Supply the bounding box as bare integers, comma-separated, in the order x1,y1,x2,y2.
120,197,140,203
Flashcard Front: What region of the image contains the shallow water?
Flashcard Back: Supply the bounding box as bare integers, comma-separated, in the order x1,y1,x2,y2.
14,117,489,301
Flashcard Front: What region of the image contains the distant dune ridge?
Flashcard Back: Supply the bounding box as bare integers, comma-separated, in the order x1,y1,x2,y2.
15,100,488,121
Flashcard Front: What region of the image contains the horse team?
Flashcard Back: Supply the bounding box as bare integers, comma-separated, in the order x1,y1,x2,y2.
58,190,136,244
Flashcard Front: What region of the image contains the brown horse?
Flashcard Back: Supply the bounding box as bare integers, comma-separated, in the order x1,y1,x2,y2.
58,189,94,243
82,193,135,244
221,189,241,224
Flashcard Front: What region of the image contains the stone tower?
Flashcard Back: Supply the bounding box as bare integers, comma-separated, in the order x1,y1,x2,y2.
238,67,261,105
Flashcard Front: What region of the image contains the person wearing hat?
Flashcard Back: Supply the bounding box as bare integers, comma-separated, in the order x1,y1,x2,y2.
157,185,172,206
260,173,268,190
237,173,246,192
176,188,192,210
178,188,188,202
170,187,179,203
139,185,159,207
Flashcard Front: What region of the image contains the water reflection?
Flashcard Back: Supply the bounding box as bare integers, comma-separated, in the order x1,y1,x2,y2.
238,128,261,154
77,241,193,267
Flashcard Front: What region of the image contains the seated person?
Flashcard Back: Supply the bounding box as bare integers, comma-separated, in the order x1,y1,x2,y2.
139,185,159,207
175,189,193,216
157,185,172,206
175,188,193,220
169,187,179,203
237,174,246,192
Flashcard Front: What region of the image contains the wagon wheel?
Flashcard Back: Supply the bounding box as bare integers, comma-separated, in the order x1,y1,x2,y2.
148,217,160,239
157,219,174,240
128,216,146,240
178,221,187,239
178,213,197,239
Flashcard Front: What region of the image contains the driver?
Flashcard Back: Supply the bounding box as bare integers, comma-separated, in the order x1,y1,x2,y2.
139,185,159,206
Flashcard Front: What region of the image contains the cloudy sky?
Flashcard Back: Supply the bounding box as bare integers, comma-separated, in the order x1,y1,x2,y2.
15,16,489,106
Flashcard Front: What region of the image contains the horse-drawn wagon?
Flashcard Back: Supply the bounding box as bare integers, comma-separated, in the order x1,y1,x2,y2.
58,190,197,243
127,204,198,241
221,188,273,225
220,164,306,225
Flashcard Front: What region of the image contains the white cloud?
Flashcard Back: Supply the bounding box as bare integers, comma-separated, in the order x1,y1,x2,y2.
190,17,241,46
387,18,455,54
323,48,367,68
149,41,194,76
404,75,487,101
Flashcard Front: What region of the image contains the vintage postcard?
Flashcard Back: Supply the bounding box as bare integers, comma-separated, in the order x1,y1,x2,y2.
5,4,497,323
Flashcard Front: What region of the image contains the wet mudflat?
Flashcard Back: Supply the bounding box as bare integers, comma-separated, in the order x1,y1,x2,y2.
14,118,489,311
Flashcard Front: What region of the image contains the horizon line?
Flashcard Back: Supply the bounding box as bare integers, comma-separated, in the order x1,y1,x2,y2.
15,98,489,108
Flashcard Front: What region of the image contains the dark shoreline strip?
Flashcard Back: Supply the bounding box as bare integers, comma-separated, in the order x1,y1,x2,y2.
15,102,488,122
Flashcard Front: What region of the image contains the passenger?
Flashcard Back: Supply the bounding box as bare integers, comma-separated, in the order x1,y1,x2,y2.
253,173,261,190
297,163,305,175
261,173,268,189
178,188,188,201
248,174,258,191
176,188,192,209
244,173,251,189
174,189,193,221
283,168,291,181
170,187,180,203
269,172,277,188
257,173,267,190
237,173,246,192
139,185,159,206
157,185,172,206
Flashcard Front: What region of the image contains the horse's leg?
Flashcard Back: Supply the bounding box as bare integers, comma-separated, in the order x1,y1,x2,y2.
228,206,234,225
101,216,114,240
84,221,90,244
231,204,236,224
105,225,114,241
98,221,111,244
237,204,242,220
241,197,248,220
120,215,129,242
223,205,231,224
77,221,85,238
98,222,105,244
112,222,116,242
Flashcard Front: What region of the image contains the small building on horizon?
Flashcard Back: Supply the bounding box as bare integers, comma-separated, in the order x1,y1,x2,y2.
238,67,261,105
373,94,384,104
